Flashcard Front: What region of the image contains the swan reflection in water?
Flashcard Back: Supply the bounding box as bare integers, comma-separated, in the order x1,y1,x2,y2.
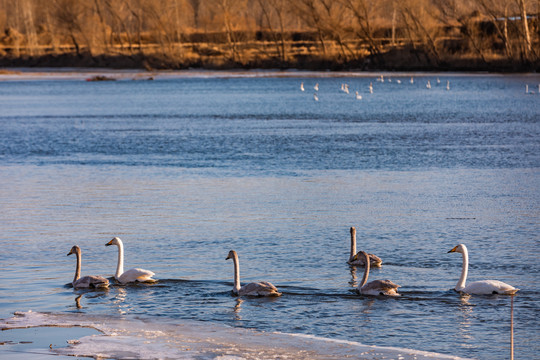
233,298,244,321
75,295,82,309
349,266,358,288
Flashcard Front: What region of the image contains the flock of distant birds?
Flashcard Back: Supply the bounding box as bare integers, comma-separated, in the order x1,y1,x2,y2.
67,228,519,298
300,75,540,101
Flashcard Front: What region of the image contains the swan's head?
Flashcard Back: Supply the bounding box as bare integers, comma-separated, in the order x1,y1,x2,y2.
106,237,121,247
67,245,80,256
351,250,368,262
350,227,356,235
448,244,466,254
226,250,237,260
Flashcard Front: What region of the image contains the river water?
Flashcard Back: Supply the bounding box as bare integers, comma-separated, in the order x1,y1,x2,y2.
0,70,538,359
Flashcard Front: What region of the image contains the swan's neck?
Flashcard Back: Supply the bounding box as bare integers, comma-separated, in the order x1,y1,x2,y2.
456,248,469,291
359,252,370,287
349,228,357,261
115,242,125,279
73,251,81,284
231,253,241,294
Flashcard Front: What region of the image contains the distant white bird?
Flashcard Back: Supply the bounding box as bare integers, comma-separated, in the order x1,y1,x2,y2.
354,251,399,296
369,82,373,93
448,244,519,295
300,82,305,91
426,80,431,89
226,250,281,297
437,77,441,84
410,77,414,84
388,78,392,82
446,80,450,90
314,83,319,91
67,246,109,289
355,91,362,100
396,79,401,84
106,237,155,284
313,93,319,101
525,84,535,94
343,84,349,94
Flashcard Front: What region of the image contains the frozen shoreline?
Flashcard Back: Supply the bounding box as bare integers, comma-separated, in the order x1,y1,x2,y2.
2,67,538,82
1,311,471,360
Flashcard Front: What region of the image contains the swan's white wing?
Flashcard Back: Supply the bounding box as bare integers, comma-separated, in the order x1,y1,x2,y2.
117,268,155,284
349,252,383,267
360,280,400,296
238,281,281,297
461,280,518,295
73,275,109,289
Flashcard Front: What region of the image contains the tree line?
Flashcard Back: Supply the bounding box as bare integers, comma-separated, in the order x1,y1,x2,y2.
0,0,538,71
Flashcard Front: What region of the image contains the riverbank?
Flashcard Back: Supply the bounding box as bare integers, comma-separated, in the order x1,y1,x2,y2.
1,45,538,73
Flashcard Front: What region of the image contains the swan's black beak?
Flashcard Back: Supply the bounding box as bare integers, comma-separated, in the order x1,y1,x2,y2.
448,246,458,253
105,241,113,246
225,256,231,260
67,251,73,256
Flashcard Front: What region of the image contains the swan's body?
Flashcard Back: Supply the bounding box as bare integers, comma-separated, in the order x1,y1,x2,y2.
313,93,319,101
446,80,450,90
355,91,362,100
105,237,155,284
347,227,382,267
67,246,109,289
314,83,319,91
355,251,399,296
426,80,431,89
226,250,281,297
369,82,373,93
300,82,304,91
448,244,518,295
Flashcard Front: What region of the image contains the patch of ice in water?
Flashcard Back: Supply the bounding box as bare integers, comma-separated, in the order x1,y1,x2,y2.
1,311,469,360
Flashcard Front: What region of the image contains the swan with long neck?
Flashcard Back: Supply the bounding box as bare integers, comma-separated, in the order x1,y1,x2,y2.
67,245,109,289
105,237,155,284
448,244,518,295
348,227,382,267
225,250,281,297
354,251,399,296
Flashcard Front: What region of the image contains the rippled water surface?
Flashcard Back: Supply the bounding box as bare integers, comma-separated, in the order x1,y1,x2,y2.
0,71,539,359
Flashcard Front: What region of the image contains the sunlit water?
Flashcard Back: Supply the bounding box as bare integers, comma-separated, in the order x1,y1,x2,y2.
0,71,539,359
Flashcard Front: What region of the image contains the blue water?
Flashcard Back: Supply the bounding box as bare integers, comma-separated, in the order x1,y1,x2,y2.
0,71,539,359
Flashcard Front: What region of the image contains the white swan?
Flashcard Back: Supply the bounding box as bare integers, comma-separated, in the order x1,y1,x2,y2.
300,82,304,91
313,93,319,101
369,82,373,93
314,83,319,91
448,244,519,295
226,250,281,297
347,227,382,267
355,251,400,296
426,80,431,89
105,237,155,284
355,91,362,100
67,245,109,289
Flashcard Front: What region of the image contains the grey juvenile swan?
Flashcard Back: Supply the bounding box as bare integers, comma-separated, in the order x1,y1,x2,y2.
226,250,281,297
67,245,109,289
354,251,399,296
348,227,382,267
